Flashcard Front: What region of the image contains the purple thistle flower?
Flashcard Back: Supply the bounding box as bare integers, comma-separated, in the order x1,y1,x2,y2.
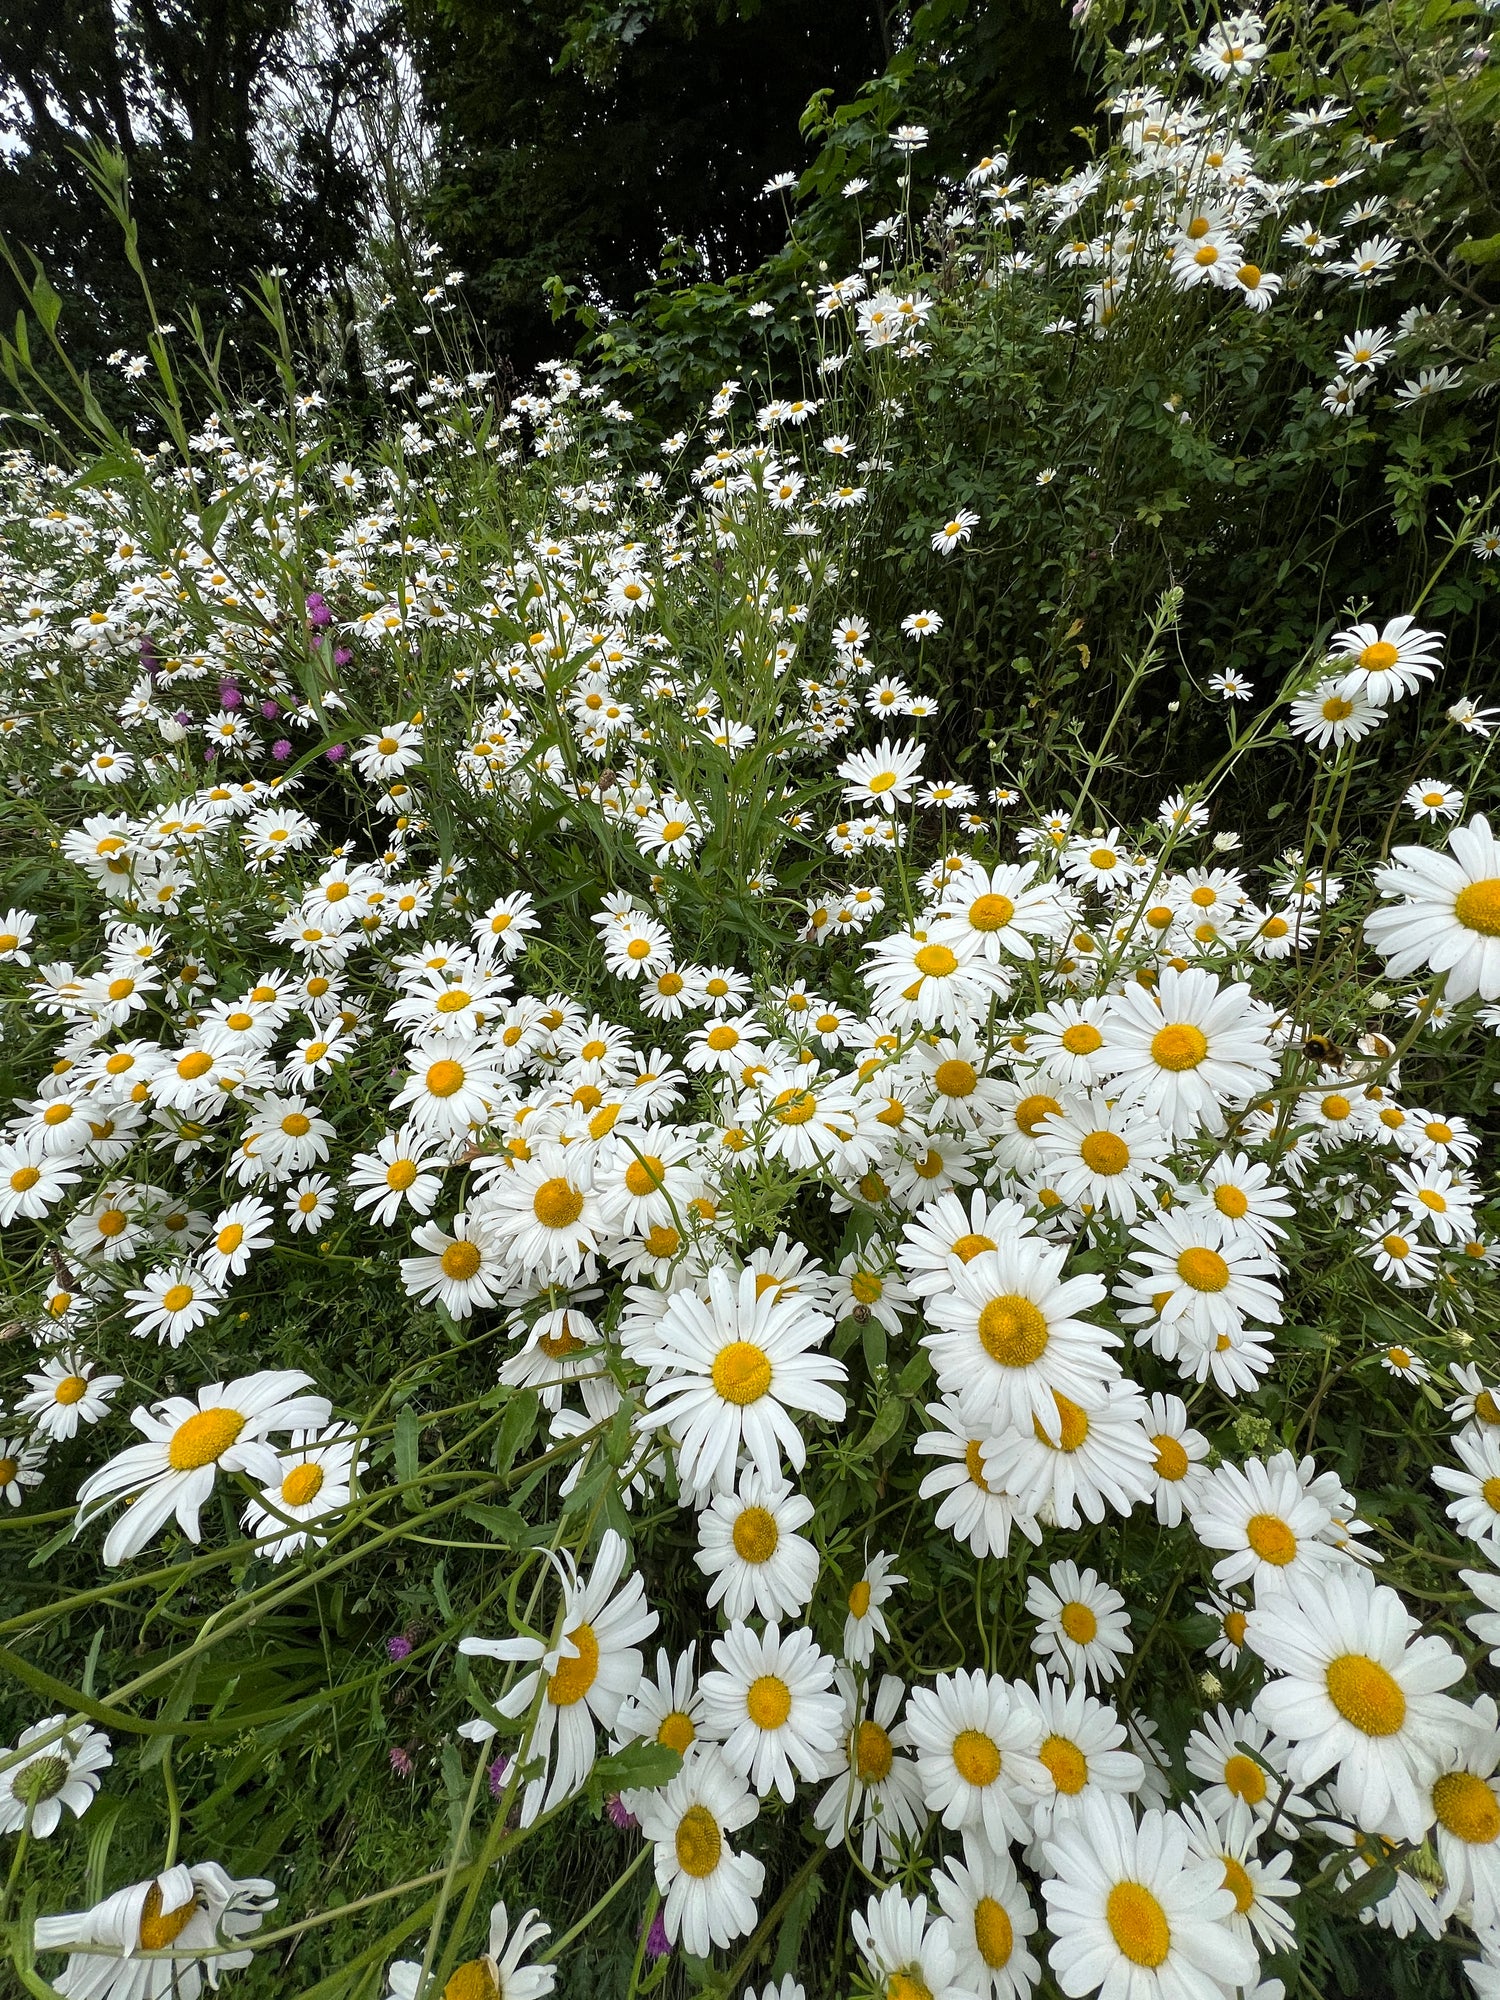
644,1910,671,1962
386,1634,413,1662
325,743,346,763
333,647,353,666
488,1753,512,1800
606,1793,638,1831
306,593,333,628
219,682,242,709
389,1746,414,1778
272,739,293,761
174,710,192,727
261,699,281,719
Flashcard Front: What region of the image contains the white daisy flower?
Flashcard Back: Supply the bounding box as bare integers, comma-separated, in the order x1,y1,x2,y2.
634,1745,764,1956
1027,1561,1132,1689
698,1620,842,1801
33,1862,277,1995
0,1716,112,1837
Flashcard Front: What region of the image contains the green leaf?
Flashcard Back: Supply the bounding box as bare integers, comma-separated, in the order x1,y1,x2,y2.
854,1396,906,1458
592,1740,682,1794
394,1407,421,1487
462,1502,529,1545
1455,232,1500,265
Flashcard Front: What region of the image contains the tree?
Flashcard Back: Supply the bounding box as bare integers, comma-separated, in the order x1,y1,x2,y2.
406,0,893,374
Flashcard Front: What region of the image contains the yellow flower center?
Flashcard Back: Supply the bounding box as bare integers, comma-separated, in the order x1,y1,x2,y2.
1061,1022,1103,1054
913,944,958,978
1177,1247,1230,1292
1213,1185,1249,1219
387,1159,419,1190
848,1580,872,1619
1433,1769,1500,1845
972,1893,1014,1967
1224,1609,1247,1647
169,1407,245,1471
746,1673,792,1729
441,1240,482,1281
547,1622,600,1706
97,1207,129,1237
1455,880,1500,936
55,1374,88,1406
1359,640,1400,674
934,1058,977,1098
854,1719,894,1783
977,1295,1049,1368
1224,1752,1266,1804
886,1977,933,2000
1152,1434,1189,1480
1151,1022,1209,1071
657,1710,696,1755
1222,1856,1255,1916
1014,1092,1062,1137
139,1884,200,1951
1482,1477,1500,1514
732,1505,780,1564
712,1340,772,1405
1080,1130,1129,1175
952,1728,1001,1787
624,1156,666,1197
281,1462,325,1507
643,1224,681,1259
1326,1653,1407,1736
1039,1732,1089,1795
1246,1513,1297,1565
951,1232,995,1264
705,1024,739,1051
216,1222,244,1255
282,1112,311,1137
1106,1881,1171,1968
532,1178,584,1229
1060,1600,1098,1645
161,1283,196,1314
1476,1391,1500,1426
1034,1393,1090,1452
425,1058,465,1097
9,1165,40,1192
774,1087,818,1125
675,1802,722,1877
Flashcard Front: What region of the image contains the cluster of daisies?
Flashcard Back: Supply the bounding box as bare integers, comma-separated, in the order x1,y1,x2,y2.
1,18,1499,1992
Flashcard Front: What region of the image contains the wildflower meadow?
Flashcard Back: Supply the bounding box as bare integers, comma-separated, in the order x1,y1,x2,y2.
2,6,1500,1999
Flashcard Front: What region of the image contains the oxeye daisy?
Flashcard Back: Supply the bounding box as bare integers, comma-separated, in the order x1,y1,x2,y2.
1434,1430,1500,1558
929,862,1074,963
1142,1391,1209,1526
15,1353,123,1442
1191,1451,1344,1601
1027,1561,1132,1689
471,1142,605,1283
385,1901,554,2000
200,1194,276,1284
838,736,926,813
74,1370,329,1566
633,1746,764,1956
458,1529,656,1824
1184,1703,1311,1836
915,1394,1043,1560
614,1645,704,1772
932,1842,1040,2000
1033,1091,1172,1222
904,1667,1044,1848
1366,813,1500,1002
1096,965,1276,1137
843,1550,905,1666
348,1125,447,1225
33,1862,277,1994
985,1380,1156,1531
400,1212,507,1318
1289,675,1387,749
852,1884,967,2000
1117,1210,1283,1356
1023,997,1111,1086
1327,612,1443,703
629,1263,844,1501
0,1716,112,1838
1040,1792,1256,2000
694,1465,819,1622
242,1422,364,1562
121,1261,223,1346
1180,1798,1300,1954
699,1620,842,1801
1248,1569,1469,1842
896,1188,1035,1298
1013,1668,1145,1845
812,1670,925,1869
389,1039,504,1138
921,1238,1114,1434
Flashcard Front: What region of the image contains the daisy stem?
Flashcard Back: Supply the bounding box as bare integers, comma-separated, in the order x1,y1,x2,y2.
0,1825,28,1921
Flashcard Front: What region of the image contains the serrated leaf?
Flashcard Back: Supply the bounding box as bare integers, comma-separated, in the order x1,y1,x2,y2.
593,1740,682,1793
462,1501,528,1544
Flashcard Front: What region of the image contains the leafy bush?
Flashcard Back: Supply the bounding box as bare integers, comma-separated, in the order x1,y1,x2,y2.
1,7,1499,2000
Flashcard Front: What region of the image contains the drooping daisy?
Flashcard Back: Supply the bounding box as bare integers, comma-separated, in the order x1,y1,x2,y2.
74,1371,330,1566
1248,1569,1469,1841
631,1264,844,1501
1028,1562,1132,1689
633,1745,765,1956
614,1645,704,1774
34,1863,277,1996
904,1667,1044,1849
1041,1793,1257,2000
694,1465,819,1622
458,1529,656,1824
0,1716,112,1837
385,1901,554,2000
812,1670,925,1869
843,1551,905,1666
